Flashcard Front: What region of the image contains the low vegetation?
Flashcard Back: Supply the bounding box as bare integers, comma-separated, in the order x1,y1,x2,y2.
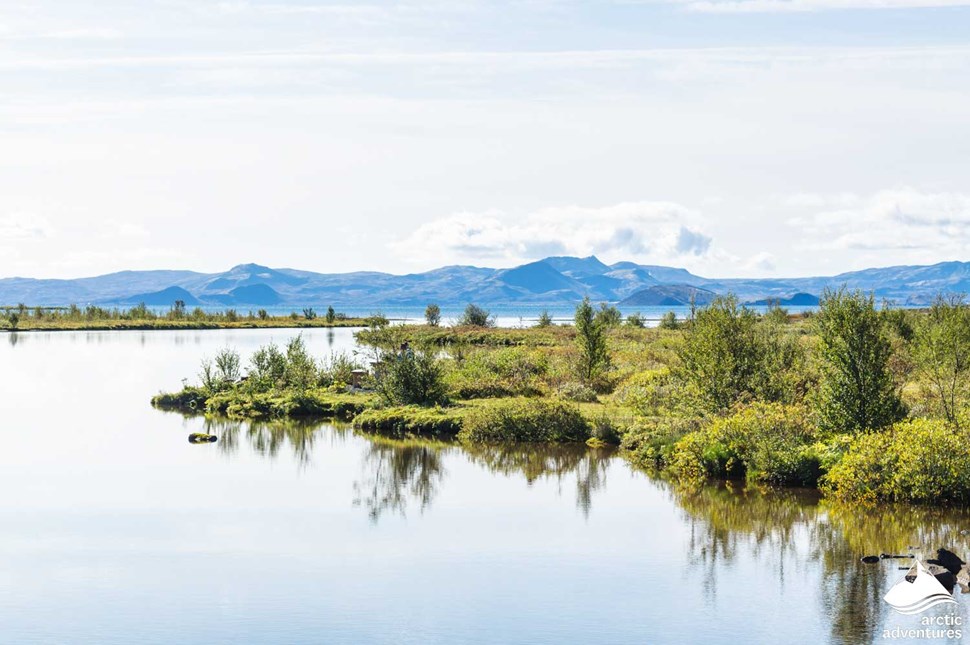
151,292,970,505
1,302,371,331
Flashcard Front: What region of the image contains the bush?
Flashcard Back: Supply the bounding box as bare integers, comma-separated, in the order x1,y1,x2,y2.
669,403,820,485
536,310,554,328
575,297,610,383
247,343,287,391
320,352,361,387
594,303,622,327
425,303,441,327
200,347,241,393
814,288,905,432
445,347,548,399
458,399,590,443
354,405,463,438
458,303,493,327
558,381,598,403
625,313,646,328
615,368,676,416
821,419,970,504
677,295,761,411
621,417,703,468
376,349,448,406
283,336,319,391
206,389,370,419
658,311,679,330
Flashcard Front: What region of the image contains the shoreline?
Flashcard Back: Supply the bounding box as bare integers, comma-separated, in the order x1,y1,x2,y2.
1,319,381,332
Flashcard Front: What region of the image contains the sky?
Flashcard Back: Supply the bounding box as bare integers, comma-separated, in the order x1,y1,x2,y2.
1,1,969,280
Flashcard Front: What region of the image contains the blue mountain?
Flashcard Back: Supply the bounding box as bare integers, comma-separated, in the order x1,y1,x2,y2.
2,256,970,308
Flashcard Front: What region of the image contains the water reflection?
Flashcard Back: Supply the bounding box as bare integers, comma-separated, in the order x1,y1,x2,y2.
462,443,613,517
353,436,448,522
198,417,349,467
187,416,614,521
666,481,970,644
167,410,970,645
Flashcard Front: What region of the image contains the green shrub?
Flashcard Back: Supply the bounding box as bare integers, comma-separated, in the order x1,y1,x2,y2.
425,303,441,327
575,297,611,383
354,405,463,438
205,389,371,419
558,381,598,403
615,368,676,416
151,385,209,411
621,417,702,468
814,288,905,433
458,304,493,327
821,418,970,504
459,399,590,443
669,402,820,485
320,352,362,387
658,311,679,330
376,349,448,406
625,313,646,328
445,347,548,399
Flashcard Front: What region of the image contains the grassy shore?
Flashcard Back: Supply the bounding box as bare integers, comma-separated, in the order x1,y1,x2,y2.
6,317,372,331
151,294,970,505
1,303,379,331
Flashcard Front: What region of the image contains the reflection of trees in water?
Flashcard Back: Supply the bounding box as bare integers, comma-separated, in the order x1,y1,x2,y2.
669,482,817,598
353,437,448,522
352,439,615,522
202,417,348,467
665,480,970,645
462,443,614,517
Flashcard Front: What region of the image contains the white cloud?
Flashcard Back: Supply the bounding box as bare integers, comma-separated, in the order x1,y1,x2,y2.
676,0,970,12
390,201,713,266
743,251,777,272
0,213,53,239
791,188,970,258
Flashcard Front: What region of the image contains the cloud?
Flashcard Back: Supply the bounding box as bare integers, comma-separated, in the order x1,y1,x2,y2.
743,251,777,272
790,188,970,257
390,201,713,266
0,213,53,239
673,0,970,12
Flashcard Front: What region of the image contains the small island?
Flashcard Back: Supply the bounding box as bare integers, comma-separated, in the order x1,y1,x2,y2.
152,292,970,506
1,302,383,331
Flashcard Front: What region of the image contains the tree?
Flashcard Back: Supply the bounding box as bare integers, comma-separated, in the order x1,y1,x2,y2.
536,310,553,328
375,349,447,406
912,294,970,426
458,303,493,327
814,288,905,433
8,312,19,330
658,311,679,330
575,297,610,382
302,307,317,320
625,313,646,328
326,306,336,324
677,295,762,412
425,303,441,327
594,303,622,327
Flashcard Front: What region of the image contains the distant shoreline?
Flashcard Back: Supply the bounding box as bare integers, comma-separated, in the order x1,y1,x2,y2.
0,318,378,332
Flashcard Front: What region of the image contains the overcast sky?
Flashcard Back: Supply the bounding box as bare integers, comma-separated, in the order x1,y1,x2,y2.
1,0,969,279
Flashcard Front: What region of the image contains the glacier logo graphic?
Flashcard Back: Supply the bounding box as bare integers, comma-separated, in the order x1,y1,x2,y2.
884,560,958,615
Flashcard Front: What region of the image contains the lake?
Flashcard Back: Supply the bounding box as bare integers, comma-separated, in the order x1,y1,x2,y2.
1,328,968,644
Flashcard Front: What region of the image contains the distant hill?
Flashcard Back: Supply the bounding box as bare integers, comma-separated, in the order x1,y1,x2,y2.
747,293,821,307
111,286,200,306
619,285,717,307
2,257,969,308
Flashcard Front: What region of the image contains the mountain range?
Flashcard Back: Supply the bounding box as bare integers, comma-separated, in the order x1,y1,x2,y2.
2,257,970,309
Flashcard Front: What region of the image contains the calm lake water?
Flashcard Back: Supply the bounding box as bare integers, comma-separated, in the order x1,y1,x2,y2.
1,328,968,644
